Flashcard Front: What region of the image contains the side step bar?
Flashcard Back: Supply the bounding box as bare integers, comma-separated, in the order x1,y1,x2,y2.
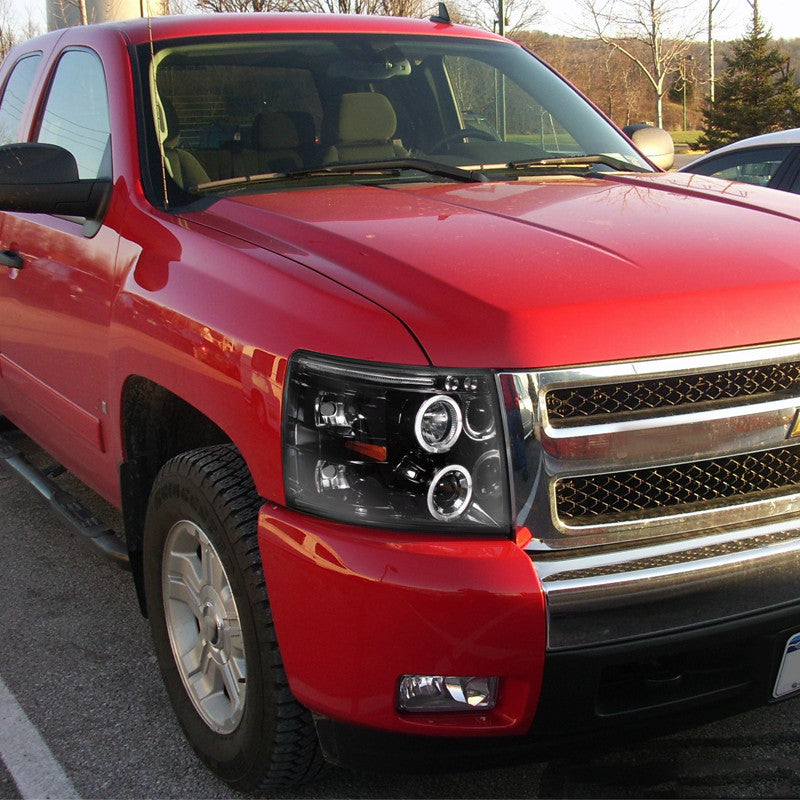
0,431,129,569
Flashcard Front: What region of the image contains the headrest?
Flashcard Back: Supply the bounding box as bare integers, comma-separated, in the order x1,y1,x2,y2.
159,97,180,147
255,111,300,149
337,93,396,144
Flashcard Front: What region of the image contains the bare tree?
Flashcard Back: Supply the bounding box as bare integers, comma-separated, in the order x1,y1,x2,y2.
707,1,740,106
196,0,425,13
197,0,291,11
575,0,705,128
18,15,43,42
49,0,90,27
0,0,43,57
164,0,198,12
460,0,544,36
598,44,646,124
0,0,18,58
295,0,382,13
376,0,425,16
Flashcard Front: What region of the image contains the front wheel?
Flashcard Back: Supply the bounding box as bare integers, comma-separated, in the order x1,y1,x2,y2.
143,444,324,792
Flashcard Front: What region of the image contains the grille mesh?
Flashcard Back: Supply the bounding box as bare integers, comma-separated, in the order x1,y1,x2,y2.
556,447,800,524
546,362,800,423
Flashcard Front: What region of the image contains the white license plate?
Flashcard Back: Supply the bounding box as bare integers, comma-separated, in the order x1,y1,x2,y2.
774,632,800,698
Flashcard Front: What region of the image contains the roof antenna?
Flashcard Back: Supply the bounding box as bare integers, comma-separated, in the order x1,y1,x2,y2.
430,2,452,24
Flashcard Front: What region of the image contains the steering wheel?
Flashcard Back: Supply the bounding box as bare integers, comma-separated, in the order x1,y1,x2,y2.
428,128,499,152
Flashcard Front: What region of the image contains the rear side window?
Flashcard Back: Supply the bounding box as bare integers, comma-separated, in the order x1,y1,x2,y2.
37,49,111,179
158,64,322,149
0,54,42,145
688,146,792,187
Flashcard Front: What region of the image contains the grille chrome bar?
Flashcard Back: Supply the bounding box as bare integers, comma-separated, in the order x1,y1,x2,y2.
543,395,800,475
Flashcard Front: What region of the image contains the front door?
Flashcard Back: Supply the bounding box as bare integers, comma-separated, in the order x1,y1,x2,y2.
0,47,119,487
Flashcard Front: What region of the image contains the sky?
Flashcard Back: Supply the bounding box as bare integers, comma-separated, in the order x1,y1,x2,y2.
8,0,800,40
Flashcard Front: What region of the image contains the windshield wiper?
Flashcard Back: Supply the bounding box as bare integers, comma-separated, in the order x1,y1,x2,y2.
508,154,651,173
191,158,487,193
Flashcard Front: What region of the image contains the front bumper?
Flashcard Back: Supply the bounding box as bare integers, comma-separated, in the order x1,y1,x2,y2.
312,601,800,771
258,504,547,737
257,504,800,766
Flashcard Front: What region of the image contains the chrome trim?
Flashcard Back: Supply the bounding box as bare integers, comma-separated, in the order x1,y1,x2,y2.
535,341,800,399
543,397,800,476
532,518,800,649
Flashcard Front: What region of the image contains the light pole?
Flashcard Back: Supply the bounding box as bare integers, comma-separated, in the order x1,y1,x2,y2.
495,0,507,140
681,55,694,131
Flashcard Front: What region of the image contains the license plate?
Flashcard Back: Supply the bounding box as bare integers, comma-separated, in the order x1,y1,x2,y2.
774,632,800,698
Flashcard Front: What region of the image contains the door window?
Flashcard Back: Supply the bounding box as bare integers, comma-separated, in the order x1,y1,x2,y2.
443,54,581,154
37,49,111,179
0,54,42,145
689,146,791,187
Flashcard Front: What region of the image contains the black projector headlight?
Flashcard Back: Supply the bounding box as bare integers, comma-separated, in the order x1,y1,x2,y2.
283,353,510,533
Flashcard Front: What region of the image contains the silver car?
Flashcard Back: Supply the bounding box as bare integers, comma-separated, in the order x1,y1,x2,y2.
678,127,800,192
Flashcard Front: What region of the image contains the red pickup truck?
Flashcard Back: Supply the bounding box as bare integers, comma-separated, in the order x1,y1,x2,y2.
1,10,800,792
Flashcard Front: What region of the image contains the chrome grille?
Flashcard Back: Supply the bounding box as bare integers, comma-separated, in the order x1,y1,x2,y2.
502,342,800,550
556,446,800,525
546,361,800,424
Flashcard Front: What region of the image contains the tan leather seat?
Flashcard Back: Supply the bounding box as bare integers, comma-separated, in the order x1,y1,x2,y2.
160,98,210,188
238,111,303,174
324,92,407,163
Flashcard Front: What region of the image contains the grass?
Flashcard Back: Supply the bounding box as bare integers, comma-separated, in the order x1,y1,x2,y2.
670,130,705,151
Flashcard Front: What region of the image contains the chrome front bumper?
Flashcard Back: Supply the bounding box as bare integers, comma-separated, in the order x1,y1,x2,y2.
531,519,800,649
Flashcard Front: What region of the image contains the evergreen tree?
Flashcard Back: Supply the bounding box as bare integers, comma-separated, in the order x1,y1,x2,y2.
700,11,800,150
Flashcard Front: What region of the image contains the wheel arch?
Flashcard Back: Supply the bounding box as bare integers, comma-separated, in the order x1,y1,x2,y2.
119,375,235,616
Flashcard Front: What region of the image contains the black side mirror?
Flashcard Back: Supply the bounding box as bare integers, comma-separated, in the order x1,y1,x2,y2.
0,143,111,227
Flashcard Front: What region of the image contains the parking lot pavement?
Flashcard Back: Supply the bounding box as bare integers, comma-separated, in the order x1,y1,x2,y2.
0,763,21,800
672,152,701,169
2,430,800,799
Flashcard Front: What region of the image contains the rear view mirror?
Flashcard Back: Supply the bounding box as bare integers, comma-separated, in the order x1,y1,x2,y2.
327,57,411,81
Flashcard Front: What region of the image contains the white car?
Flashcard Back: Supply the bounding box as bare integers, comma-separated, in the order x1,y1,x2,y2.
678,128,800,192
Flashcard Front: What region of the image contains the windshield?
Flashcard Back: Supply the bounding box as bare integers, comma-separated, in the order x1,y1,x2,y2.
140,33,652,205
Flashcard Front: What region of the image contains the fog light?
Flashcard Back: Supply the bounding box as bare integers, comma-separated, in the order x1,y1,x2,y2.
398,675,499,712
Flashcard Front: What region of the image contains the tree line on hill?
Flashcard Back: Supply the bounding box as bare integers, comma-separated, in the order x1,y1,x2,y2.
520,27,800,144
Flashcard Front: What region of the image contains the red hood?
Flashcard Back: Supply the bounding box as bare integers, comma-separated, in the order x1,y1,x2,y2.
183,171,800,369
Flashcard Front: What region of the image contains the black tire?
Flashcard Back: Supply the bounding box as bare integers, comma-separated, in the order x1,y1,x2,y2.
142,444,324,792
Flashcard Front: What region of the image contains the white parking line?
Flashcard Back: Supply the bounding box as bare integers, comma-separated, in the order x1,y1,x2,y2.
0,674,80,799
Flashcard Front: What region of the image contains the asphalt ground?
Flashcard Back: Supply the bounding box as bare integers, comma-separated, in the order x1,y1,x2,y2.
671,152,700,169
0,763,20,800
2,430,800,799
